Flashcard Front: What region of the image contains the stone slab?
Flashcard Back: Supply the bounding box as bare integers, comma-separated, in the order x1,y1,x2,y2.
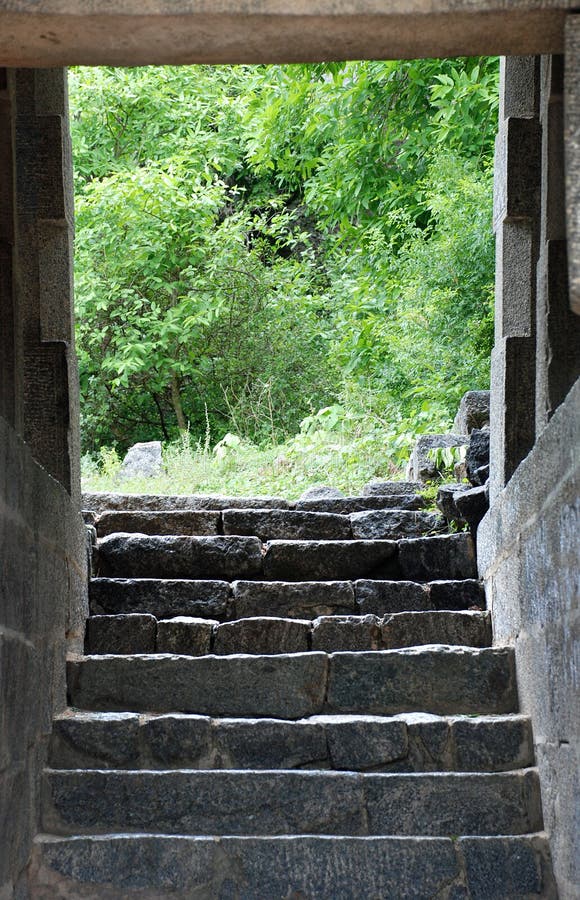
311,615,382,652
363,769,542,836
67,653,328,719
263,540,398,581
213,617,310,655
156,618,217,655
380,611,491,650
232,580,356,619
211,718,328,770
296,495,426,513
428,579,486,610
82,493,292,512
398,533,477,582
95,510,220,537
85,614,156,655
355,580,433,615
96,534,263,579
41,768,542,837
326,647,517,716
90,578,232,620
350,509,446,539
43,769,367,836
222,508,352,541
362,480,423,497
30,835,460,899
30,833,557,899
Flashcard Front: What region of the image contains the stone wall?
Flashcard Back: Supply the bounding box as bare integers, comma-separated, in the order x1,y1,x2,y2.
479,376,579,899
0,418,87,896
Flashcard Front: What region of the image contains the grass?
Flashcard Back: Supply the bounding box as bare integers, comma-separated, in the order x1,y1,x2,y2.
81,426,412,499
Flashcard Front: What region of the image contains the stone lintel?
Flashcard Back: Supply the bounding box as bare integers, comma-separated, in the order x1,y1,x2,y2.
0,4,569,68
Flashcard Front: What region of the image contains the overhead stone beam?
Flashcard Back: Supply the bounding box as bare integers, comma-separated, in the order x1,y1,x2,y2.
0,1,573,67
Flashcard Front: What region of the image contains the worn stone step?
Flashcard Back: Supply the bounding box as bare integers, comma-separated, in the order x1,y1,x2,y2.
67,647,517,718
31,833,557,900
262,534,476,581
355,578,485,613
84,611,492,656
89,577,485,620
42,768,542,837
95,510,221,537
349,509,446,539
95,533,477,582
96,534,263,580
232,580,356,619
223,508,352,540
263,540,398,581
90,578,232,619
363,480,424,496
49,711,534,773
83,492,294,513
296,494,426,513
398,533,477,581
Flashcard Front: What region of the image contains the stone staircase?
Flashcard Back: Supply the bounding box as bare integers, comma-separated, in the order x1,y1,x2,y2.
31,486,557,898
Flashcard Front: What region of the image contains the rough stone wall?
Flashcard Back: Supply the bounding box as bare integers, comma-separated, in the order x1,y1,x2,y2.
0,416,87,898
478,376,579,899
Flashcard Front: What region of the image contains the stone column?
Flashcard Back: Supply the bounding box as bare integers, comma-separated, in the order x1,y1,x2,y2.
565,16,580,317
489,57,542,501
9,68,81,502
0,68,18,428
535,55,580,433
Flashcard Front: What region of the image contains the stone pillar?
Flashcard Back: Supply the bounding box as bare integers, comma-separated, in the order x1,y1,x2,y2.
490,57,542,501
535,55,580,434
0,68,18,428
9,68,81,502
565,16,580,317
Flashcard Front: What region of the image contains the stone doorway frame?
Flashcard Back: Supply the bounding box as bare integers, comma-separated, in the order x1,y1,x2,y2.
0,3,579,896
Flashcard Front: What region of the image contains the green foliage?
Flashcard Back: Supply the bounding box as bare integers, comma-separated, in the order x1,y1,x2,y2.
71,58,498,477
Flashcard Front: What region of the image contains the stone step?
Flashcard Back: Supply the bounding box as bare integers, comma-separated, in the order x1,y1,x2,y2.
95,533,477,582
95,510,221,537
94,508,447,542
31,833,557,900
262,534,476,581
49,711,534,773
296,494,426,513
90,578,233,619
67,647,517,718
42,768,543,837
83,492,294,513
89,577,485,619
95,534,264,580
85,611,492,656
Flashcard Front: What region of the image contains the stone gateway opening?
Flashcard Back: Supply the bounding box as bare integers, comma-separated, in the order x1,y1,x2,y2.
0,4,579,898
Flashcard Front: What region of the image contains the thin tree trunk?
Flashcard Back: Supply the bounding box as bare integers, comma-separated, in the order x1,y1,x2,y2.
151,392,170,441
171,373,187,433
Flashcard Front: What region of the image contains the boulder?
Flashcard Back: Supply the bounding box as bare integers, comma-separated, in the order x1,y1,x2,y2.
119,441,163,480
466,429,490,486
453,391,490,435
405,434,468,482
